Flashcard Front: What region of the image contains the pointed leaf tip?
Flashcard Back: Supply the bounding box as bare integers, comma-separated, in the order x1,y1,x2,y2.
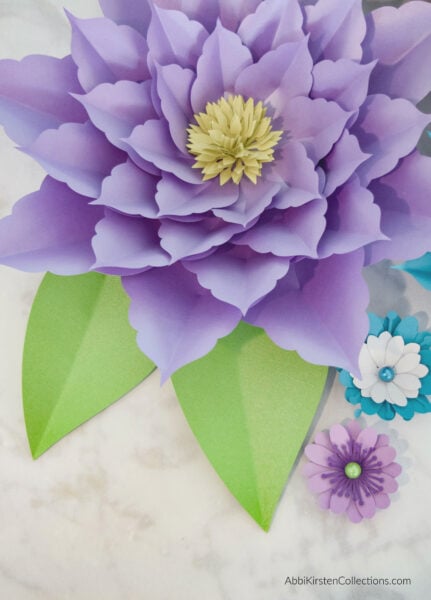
172,321,328,530
23,272,155,457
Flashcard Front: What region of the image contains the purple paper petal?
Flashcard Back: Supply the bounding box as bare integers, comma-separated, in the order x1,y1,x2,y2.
191,22,252,113
238,0,303,59
24,121,125,198
308,473,333,494
0,55,86,147
380,473,399,494
235,38,313,107
156,174,238,217
324,131,370,197
304,444,334,467
159,216,242,261
374,493,390,510
329,423,351,450
68,13,150,92
302,462,328,477
217,0,262,32
213,178,281,227
147,5,208,69
155,63,194,154
353,94,430,185
99,0,151,34
315,431,332,449
368,446,396,468
280,96,351,164
366,152,431,264
0,177,102,274
366,1,431,104
92,210,169,274
246,251,369,374
330,493,350,515
312,59,376,113
318,176,385,259
345,420,361,439
75,80,157,153
125,119,200,183
382,463,402,478
123,263,241,380
347,500,363,523
270,142,321,208
305,0,366,62
356,493,376,519
356,426,378,451
155,0,219,32
95,159,159,218
234,200,326,259
184,245,290,315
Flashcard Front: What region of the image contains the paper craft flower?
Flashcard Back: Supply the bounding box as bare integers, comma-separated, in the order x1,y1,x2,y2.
396,253,431,291
1,0,431,379
303,421,401,523
340,313,431,420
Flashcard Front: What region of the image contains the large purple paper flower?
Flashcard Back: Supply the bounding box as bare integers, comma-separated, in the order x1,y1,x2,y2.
1,0,431,379
303,421,401,523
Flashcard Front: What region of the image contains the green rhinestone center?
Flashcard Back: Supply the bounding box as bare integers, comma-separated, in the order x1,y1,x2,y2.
344,461,362,480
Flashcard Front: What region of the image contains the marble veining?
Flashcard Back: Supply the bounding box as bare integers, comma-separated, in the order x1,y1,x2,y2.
0,2,430,599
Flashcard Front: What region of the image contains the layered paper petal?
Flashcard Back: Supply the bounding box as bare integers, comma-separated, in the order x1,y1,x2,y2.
159,216,242,261
0,178,102,274
323,131,370,197
147,5,208,69
95,160,159,218
353,94,430,185
234,200,326,258
99,0,151,34
270,142,321,208
123,264,241,380
318,176,385,258
24,121,125,198
366,1,431,104
75,80,157,152
311,59,376,113
238,0,304,59
125,119,199,183
155,63,194,154
191,23,252,113
68,13,150,91
305,0,366,61
0,56,86,147
213,178,281,227
93,210,169,273
247,250,368,373
155,175,239,217
235,38,313,107
185,245,290,314
280,97,351,164
367,152,431,264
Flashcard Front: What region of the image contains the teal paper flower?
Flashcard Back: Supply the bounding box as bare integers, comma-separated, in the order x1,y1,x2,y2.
340,312,431,420
396,253,431,290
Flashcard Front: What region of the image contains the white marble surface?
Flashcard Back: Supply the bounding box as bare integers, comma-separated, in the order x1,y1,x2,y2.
0,2,430,599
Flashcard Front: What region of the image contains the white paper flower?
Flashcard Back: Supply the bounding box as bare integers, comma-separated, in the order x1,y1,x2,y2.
353,331,429,407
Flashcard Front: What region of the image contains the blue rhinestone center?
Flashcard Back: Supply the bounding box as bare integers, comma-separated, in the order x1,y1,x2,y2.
379,366,395,382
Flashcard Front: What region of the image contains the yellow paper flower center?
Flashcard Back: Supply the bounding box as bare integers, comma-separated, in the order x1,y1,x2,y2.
187,95,282,186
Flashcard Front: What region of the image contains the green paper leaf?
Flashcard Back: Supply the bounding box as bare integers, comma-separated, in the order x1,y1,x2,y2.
172,321,328,531
23,272,155,458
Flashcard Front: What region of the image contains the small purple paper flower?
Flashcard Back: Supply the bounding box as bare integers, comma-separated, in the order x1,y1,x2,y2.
303,421,401,523
1,0,431,379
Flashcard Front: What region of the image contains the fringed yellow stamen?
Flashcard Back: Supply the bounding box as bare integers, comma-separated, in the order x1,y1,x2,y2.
187,95,282,186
